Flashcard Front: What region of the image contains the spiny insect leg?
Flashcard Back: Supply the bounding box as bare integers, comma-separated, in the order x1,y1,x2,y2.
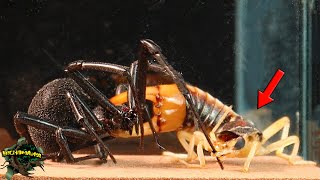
259,116,316,165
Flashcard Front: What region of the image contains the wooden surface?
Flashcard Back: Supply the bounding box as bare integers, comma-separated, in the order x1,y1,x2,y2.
1,155,319,180
0,128,14,150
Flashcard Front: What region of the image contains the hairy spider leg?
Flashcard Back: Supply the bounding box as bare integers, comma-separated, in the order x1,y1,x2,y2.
140,39,224,169
13,112,113,163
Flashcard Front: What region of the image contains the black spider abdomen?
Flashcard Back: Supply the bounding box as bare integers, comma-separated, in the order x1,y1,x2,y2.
27,78,87,153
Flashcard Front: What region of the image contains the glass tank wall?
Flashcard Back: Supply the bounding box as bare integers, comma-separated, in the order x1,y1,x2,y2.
235,0,320,163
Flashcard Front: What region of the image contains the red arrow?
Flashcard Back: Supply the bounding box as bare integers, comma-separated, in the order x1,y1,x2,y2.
257,69,285,109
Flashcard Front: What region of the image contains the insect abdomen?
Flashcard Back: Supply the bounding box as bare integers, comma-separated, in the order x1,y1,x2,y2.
110,84,187,136
186,85,238,130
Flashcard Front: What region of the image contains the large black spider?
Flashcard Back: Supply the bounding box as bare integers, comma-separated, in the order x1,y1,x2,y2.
13,39,222,167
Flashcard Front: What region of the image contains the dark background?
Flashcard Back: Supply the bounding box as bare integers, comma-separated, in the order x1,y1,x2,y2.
0,0,235,153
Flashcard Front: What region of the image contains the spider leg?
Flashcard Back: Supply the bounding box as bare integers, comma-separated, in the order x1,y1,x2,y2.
140,39,224,169
14,112,91,140
13,113,33,145
13,112,111,163
66,62,142,142
94,144,108,162
43,135,114,162
129,60,165,150
128,61,144,148
55,127,110,163
55,127,75,163
66,61,165,150
68,71,122,117
114,64,173,91
129,61,173,149
71,90,106,134
68,90,112,162
67,91,116,163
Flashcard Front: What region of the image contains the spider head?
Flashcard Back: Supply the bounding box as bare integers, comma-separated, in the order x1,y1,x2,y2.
213,117,263,158
120,109,137,132
98,104,138,138
111,105,137,132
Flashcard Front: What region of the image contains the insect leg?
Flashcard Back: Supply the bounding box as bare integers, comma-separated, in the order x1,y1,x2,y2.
196,136,206,167
261,116,291,145
185,131,210,167
258,116,316,165
67,91,116,163
176,131,197,161
140,39,223,169
242,117,292,171
243,141,259,172
210,106,233,134
260,116,295,157
163,130,209,167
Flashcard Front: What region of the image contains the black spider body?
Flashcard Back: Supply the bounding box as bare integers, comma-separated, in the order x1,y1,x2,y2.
27,78,85,153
